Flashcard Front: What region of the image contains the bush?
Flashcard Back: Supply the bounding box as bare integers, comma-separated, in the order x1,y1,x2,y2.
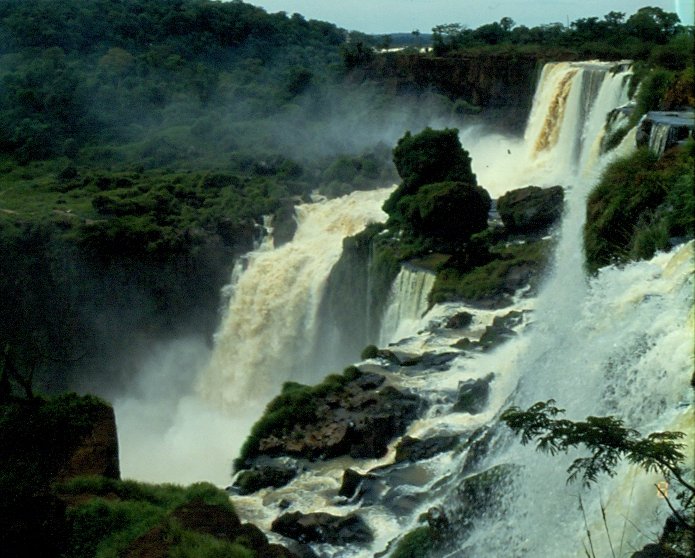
584,144,694,272
59,478,247,558
396,181,491,249
385,128,476,216
361,344,379,359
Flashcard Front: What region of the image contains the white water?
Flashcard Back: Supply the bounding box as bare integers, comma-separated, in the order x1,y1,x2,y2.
379,266,436,345
116,59,693,555
199,187,392,410
435,62,693,558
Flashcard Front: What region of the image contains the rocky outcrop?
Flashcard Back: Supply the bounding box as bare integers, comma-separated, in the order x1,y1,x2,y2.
636,110,694,155
445,311,474,329
339,468,377,499
497,185,564,234
453,374,494,414
255,376,425,461
272,511,373,545
477,311,524,350
395,435,460,463
272,200,298,247
231,464,297,495
57,403,120,482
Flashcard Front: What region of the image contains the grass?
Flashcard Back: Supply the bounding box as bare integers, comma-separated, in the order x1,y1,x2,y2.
59,477,249,558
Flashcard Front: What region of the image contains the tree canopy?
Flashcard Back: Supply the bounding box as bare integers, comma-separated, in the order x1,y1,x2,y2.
384,128,489,252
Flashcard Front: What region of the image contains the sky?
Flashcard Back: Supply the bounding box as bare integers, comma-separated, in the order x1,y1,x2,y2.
245,1,695,33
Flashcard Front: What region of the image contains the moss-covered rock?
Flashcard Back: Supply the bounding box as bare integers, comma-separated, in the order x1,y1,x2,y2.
430,238,552,306
497,185,564,234
235,367,424,467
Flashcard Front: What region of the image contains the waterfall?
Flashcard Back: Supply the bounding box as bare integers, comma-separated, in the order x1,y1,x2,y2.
135,59,692,555
379,265,435,345
436,63,693,557
198,188,392,409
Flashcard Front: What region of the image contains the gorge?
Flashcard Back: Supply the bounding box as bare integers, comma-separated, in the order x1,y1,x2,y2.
113,60,693,557
1,3,693,556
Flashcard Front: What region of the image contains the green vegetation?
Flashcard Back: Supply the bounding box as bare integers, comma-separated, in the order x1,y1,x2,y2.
235,366,362,469
0,393,113,490
382,128,490,256
60,478,252,558
391,526,436,558
584,142,694,272
0,0,405,391
429,7,686,59
360,344,379,360
0,393,116,557
430,238,552,303
501,400,694,556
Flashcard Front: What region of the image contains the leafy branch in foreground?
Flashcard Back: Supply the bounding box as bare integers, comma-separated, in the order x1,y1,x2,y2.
501,400,694,530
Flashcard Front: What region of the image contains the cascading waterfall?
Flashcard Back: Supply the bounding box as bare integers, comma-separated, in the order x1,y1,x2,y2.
379,265,436,346
178,59,691,557
198,188,392,409
436,63,693,557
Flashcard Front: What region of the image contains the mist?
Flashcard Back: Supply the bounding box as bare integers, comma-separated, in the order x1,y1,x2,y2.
113,336,260,486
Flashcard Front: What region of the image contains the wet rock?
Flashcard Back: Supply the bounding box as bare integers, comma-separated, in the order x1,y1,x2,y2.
478,311,524,350
452,337,475,350
338,468,379,500
232,464,297,495
417,352,460,371
385,349,423,366
271,511,373,545
445,311,474,329
452,373,494,414
382,490,428,516
349,412,407,458
339,468,366,499
395,435,460,463
272,200,298,248
255,379,425,461
497,185,564,234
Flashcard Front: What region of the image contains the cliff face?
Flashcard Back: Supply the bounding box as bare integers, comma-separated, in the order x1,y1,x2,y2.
356,53,545,133
56,402,120,483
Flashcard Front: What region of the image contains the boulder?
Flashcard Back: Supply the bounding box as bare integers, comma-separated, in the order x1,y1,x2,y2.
445,311,474,329
232,464,297,495
56,401,120,483
271,511,373,545
452,373,494,414
497,185,564,233
338,468,379,500
272,200,298,247
255,380,424,461
394,435,460,463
